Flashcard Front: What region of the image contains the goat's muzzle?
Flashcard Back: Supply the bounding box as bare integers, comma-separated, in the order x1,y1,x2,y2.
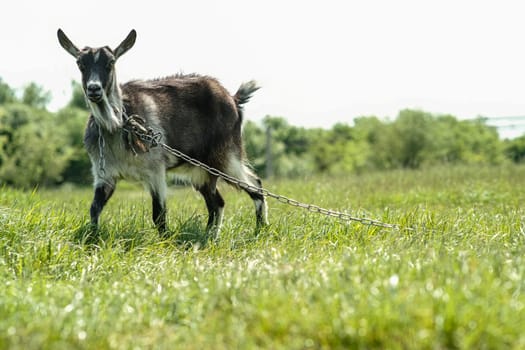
86,83,103,102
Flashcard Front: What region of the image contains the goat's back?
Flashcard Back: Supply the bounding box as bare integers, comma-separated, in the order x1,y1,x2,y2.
121,74,244,168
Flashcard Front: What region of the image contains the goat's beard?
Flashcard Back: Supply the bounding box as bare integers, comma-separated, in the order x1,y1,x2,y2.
88,87,123,133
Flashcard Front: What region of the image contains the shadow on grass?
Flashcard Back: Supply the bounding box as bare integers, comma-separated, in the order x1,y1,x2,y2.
167,216,210,250
72,222,154,251
71,216,210,250
71,214,266,251
72,223,108,246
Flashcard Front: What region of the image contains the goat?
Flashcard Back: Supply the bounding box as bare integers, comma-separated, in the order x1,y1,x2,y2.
57,29,268,239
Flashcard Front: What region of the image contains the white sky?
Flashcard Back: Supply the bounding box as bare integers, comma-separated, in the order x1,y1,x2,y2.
2,0,525,133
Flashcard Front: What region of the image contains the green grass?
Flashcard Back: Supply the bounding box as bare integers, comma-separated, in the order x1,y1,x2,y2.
0,165,524,349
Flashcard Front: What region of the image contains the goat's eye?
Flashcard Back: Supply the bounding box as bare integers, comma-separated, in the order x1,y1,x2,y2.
107,60,115,69
77,62,85,72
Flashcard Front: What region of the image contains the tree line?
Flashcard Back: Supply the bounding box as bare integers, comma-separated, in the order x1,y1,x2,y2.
1,77,525,187
244,112,512,178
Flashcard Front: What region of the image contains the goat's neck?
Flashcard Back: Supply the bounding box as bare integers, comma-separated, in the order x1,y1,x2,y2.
88,81,124,134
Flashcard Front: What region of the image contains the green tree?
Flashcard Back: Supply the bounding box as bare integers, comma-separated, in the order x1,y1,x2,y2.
352,116,393,170
310,122,372,174
243,120,266,174
458,118,503,164
67,81,88,110
0,78,16,104
362,110,504,169
55,106,91,184
505,135,525,163
0,104,73,187
0,80,89,187
262,116,316,177
391,109,435,168
22,82,51,110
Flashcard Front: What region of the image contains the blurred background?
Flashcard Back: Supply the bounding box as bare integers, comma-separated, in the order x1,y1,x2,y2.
2,0,525,186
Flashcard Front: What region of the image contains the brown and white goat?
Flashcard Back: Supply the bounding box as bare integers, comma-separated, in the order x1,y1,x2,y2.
57,29,268,238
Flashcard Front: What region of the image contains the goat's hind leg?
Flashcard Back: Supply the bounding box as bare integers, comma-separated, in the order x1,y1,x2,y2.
197,176,225,240
227,160,268,229
244,174,268,228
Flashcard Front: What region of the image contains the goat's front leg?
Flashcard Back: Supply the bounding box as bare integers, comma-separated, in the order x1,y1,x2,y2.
147,172,168,234
90,181,116,228
151,190,167,233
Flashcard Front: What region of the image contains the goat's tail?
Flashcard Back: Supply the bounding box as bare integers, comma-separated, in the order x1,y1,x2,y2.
234,81,260,117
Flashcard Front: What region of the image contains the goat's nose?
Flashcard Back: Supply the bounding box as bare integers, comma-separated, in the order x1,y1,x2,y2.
87,83,102,93
86,82,103,102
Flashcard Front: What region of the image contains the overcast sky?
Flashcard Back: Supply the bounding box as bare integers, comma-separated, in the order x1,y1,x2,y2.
2,0,525,132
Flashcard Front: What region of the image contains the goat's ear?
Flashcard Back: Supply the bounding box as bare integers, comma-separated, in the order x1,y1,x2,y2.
114,29,136,59
57,29,80,58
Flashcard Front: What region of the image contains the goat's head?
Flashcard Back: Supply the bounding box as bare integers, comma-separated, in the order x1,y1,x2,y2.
57,29,136,132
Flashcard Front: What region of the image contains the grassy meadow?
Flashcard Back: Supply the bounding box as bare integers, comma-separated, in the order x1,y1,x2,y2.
0,165,524,349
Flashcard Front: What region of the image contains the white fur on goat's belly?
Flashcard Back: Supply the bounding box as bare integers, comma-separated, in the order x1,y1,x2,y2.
168,164,210,188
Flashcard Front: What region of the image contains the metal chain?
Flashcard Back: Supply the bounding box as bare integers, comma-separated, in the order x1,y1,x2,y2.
97,124,106,176
106,124,409,231
157,141,403,230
